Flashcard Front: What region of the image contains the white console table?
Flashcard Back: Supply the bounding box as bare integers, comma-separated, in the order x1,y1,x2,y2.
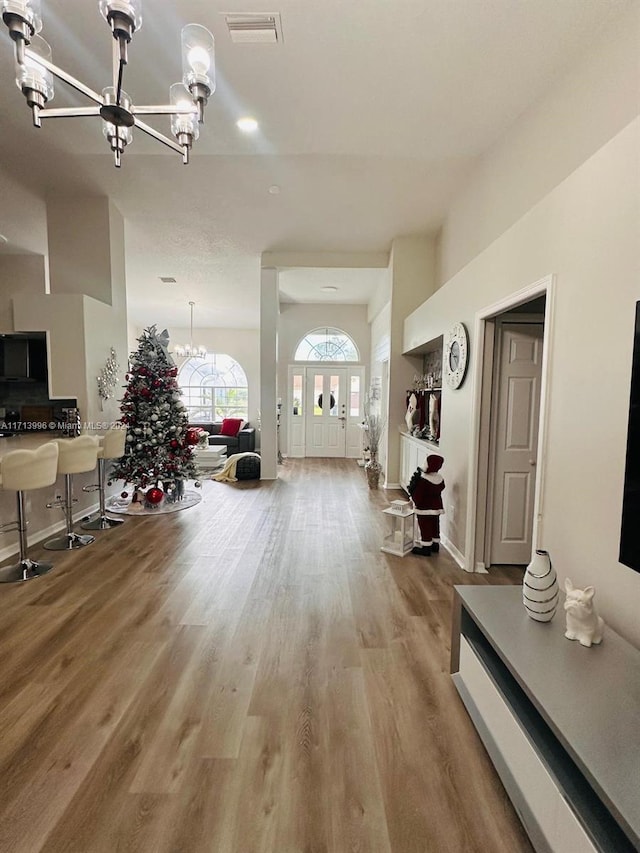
451,585,639,853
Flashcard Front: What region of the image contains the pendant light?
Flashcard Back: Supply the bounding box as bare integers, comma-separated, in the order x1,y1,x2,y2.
175,301,206,359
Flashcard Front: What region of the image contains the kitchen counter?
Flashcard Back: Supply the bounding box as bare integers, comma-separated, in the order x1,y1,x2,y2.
0,432,68,454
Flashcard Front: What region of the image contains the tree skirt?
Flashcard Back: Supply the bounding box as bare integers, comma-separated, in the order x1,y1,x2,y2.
106,490,202,515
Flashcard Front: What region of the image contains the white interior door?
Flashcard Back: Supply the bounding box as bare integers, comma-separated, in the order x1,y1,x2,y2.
305,368,347,457
489,323,544,564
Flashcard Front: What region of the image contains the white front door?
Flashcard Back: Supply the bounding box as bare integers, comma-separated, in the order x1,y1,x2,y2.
305,368,347,457
489,323,544,564
287,366,365,458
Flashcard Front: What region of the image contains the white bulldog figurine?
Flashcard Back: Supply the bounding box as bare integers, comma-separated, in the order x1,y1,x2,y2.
564,579,605,647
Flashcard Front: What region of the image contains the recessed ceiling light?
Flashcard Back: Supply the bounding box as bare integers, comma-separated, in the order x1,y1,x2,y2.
321,286,339,292
268,185,280,195
237,117,258,133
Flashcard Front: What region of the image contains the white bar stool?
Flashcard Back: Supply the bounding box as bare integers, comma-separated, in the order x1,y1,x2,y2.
0,442,59,583
44,435,99,551
81,426,126,530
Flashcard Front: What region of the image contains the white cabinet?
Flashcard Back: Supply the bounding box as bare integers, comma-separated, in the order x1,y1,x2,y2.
451,586,639,853
399,430,439,492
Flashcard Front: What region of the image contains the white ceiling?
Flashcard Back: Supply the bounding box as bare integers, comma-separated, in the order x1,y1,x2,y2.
0,0,630,328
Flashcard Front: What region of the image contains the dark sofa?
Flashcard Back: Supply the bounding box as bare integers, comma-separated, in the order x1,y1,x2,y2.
191,422,256,454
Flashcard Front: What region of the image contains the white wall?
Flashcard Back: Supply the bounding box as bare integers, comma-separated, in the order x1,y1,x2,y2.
437,4,640,286
387,236,437,487
158,325,261,432
403,4,640,646
279,303,371,366
405,120,640,646
370,300,391,474
83,201,128,425
12,199,129,427
0,169,48,257
13,293,87,409
0,255,47,331
47,198,114,304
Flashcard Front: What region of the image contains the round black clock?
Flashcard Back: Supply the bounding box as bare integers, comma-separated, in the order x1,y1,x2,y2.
445,322,469,389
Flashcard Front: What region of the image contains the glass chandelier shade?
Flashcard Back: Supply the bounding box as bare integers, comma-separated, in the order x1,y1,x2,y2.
170,83,199,143
15,33,53,106
98,0,142,35
181,24,215,123
2,0,215,167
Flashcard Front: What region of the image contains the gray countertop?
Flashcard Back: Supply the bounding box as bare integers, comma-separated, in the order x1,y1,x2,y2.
455,584,640,848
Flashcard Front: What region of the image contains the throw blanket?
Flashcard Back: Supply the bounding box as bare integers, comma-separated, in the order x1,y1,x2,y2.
212,451,261,483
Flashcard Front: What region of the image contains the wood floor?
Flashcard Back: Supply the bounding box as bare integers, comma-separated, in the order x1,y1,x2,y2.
0,459,533,853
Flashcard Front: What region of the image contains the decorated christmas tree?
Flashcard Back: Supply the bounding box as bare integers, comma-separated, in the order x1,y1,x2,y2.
112,326,199,501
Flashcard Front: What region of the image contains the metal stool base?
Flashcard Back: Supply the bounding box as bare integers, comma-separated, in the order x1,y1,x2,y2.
44,531,95,551
81,514,124,530
0,558,54,584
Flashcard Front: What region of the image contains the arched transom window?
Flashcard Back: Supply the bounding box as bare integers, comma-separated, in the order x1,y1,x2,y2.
294,327,359,362
178,353,248,423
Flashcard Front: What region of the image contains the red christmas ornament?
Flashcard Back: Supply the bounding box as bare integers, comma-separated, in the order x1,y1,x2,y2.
170,439,179,449
146,487,164,505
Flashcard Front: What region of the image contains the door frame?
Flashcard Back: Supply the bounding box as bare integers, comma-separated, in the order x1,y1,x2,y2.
465,274,556,574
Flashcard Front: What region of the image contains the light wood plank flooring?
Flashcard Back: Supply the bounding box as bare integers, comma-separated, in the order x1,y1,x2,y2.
0,459,532,852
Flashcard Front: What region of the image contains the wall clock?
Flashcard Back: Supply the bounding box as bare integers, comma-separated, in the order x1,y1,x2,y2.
444,322,469,389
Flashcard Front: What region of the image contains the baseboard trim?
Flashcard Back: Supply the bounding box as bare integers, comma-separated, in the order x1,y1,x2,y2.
0,501,99,563
383,482,400,490
442,534,468,571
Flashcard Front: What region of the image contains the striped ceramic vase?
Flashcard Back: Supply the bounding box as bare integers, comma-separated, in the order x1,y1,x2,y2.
523,550,559,622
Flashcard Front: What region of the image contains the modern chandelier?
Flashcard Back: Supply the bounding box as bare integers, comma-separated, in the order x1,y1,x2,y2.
174,301,207,359
1,0,215,167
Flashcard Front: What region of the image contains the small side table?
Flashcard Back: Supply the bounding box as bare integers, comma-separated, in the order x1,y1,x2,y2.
193,445,227,469
380,506,415,557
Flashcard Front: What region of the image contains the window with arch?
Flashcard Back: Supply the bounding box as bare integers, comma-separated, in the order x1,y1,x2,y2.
178,353,248,423
294,327,359,362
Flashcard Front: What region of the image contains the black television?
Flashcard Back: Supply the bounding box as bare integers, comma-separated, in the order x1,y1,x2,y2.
619,301,640,573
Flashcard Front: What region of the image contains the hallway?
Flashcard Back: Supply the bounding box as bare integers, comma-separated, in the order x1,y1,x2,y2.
0,459,530,852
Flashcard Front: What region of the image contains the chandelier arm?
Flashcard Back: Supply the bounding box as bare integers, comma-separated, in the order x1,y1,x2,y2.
132,105,198,116
133,117,185,156
24,48,103,105
38,107,102,119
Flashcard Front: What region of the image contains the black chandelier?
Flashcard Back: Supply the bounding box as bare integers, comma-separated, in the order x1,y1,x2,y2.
1,0,215,166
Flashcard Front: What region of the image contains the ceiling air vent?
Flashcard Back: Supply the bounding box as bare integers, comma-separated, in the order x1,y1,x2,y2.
159,277,177,284
224,13,283,44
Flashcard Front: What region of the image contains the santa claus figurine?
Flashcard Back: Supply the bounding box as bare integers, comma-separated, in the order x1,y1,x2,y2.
409,454,445,556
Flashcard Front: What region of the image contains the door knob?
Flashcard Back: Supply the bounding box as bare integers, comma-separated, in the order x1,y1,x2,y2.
529,459,536,466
